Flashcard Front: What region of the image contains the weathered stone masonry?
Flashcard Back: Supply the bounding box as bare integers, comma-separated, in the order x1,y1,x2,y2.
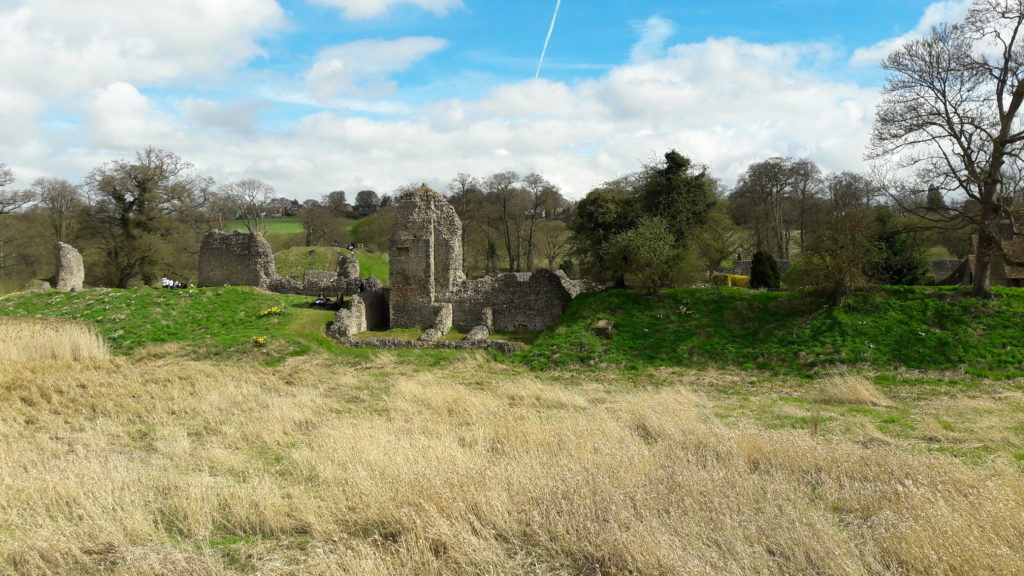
388,185,464,329
198,231,277,289
54,242,84,292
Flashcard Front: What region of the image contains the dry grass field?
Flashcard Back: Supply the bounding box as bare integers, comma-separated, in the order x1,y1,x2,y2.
1,320,1023,575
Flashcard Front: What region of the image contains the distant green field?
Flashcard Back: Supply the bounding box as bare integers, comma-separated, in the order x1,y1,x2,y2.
225,217,359,235
274,246,389,283
226,218,303,235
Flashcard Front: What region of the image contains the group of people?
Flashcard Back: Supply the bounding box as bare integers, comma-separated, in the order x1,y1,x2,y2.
160,277,189,289
311,291,343,310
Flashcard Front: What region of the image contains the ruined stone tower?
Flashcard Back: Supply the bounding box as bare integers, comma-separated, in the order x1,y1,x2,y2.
388,185,464,329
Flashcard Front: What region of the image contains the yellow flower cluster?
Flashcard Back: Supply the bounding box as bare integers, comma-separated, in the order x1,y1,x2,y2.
0,291,24,302
251,335,268,347
259,306,282,317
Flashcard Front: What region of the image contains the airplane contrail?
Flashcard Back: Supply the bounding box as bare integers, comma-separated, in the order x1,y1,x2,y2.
535,0,562,79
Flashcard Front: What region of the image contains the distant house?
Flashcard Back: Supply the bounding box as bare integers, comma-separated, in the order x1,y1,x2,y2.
266,197,300,217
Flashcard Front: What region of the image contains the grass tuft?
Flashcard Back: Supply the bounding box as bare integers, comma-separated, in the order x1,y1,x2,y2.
817,373,894,407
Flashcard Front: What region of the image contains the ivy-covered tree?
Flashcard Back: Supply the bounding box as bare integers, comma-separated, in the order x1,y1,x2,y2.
569,178,637,285
866,206,929,286
570,150,716,291
606,217,679,295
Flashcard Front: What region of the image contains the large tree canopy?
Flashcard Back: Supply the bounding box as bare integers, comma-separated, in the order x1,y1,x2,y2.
570,150,716,289
87,147,212,288
869,0,1024,297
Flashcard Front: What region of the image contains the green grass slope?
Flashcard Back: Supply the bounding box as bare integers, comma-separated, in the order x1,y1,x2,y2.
521,286,1024,377
0,286,319,356
0,286,456,364
274,246,389,282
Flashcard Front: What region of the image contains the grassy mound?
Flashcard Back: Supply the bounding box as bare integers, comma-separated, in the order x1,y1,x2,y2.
0,286,319,356
521,286,1024,377
0,286,460,365
274,246,389,283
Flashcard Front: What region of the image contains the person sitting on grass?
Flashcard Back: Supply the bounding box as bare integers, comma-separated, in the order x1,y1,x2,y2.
312,291,328,307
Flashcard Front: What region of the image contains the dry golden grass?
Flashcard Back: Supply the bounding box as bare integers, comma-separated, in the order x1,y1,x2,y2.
0,344,1022,575
0,317,108,362
817,372,894,407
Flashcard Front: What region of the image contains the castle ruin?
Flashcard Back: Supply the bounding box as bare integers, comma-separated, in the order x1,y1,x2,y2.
198,185,596,348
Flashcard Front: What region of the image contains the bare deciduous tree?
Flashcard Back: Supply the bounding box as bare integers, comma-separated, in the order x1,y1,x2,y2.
220,178,274,234
32,177,83,243
0,163,34,215
869,0,1024,298
86,147,212,287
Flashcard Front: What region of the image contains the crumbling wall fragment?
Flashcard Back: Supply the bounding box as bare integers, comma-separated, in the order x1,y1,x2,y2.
338,253,360,279
330,295,367,338
54,243,84,292
449,269,574,332
198,231,277,288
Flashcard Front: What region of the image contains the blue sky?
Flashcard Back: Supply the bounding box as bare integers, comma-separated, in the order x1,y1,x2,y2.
0,0,970,199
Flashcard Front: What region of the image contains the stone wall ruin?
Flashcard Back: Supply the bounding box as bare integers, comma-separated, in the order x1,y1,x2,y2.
449,269,577,332
198,231,277,289
54,242,84,292
389,185,465,329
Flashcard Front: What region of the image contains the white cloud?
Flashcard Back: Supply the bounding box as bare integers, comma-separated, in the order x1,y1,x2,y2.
156,35,878,202
0,0,285,99
630,15,676,63
309,0,463,20
87,82,185,151
850,0,970,66
181,99,264,135
0,9,892,203
305,37,448,102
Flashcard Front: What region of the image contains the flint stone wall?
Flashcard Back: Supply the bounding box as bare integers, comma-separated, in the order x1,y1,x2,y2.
338,254,360,279
449,269,579,333
54,243,84,292
199,231,276,288
389,185,465,329
330,295,367,338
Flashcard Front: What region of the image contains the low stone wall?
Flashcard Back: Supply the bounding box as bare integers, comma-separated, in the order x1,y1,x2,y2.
449,269,577,332
730,259,793,277
334,336,524,354
267,273,384,298
338,254,360,279
54,243,84,292
330,295,367,338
